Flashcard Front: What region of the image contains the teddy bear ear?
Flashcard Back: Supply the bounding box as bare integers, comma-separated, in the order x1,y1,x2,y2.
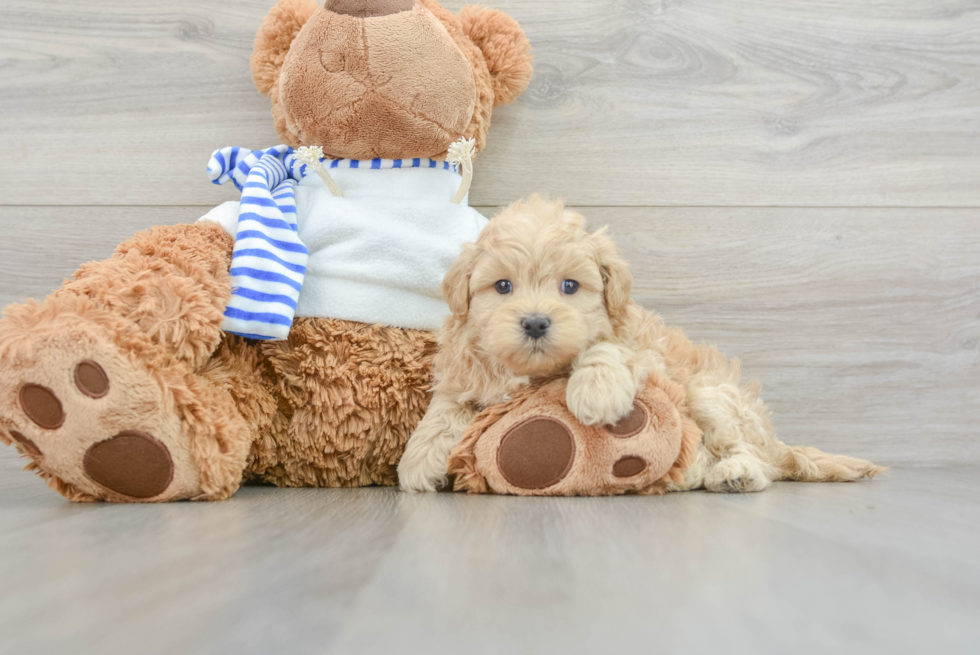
458,6,534,107
250,0,319,98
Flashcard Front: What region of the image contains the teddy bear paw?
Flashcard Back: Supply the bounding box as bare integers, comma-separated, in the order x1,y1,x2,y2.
495,402,666,494
456,380,687,496
0,313,205,502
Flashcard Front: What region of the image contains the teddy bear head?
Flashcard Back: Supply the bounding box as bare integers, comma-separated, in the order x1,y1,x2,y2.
250,0,533,160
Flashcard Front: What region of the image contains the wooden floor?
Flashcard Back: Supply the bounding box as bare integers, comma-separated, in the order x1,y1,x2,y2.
1,0,978,652
1,452,978,654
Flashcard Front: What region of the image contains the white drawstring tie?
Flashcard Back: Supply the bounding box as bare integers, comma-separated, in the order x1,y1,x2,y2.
295,145,343,197
447,137,476,205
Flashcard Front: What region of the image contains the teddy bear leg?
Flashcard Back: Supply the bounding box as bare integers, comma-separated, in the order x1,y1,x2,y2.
253,318,436,488
0,222,259,501
449,378,702,496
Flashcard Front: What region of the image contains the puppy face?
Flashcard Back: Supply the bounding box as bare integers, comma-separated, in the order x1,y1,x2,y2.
444,197,632,377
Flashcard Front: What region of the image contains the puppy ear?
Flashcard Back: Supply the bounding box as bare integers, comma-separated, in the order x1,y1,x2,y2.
443,243,482,319
591,228,633,328
251,0,319,97
458,6,534,107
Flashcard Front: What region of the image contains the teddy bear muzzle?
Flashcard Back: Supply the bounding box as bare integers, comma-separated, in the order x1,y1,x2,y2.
324,0,414,18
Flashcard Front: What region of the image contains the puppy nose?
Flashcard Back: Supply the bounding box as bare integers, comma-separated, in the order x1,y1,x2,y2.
521,315,551,340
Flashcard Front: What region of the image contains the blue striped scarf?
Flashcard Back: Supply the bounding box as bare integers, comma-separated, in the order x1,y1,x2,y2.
208,146,310,340
207,146,456,340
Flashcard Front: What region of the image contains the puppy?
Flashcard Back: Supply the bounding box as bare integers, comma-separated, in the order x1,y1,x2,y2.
398,196,884,493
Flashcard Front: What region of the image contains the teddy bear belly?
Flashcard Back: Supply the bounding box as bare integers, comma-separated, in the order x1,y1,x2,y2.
243,316,436,488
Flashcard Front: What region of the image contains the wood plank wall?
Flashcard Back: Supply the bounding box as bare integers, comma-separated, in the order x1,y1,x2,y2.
1,0,977,466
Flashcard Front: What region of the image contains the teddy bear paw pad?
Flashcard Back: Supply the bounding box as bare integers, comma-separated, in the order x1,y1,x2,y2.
74,360,109,398
9,430,42,458
19,384,65,429
606,403,648,438
612,455,648,478
17,360,110,432
497,418,575,490
84,431,174,499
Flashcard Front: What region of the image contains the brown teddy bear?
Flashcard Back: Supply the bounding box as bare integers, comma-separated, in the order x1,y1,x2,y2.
0,0,533,502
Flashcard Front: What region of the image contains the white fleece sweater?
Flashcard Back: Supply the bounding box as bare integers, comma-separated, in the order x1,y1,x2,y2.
200,162,488,332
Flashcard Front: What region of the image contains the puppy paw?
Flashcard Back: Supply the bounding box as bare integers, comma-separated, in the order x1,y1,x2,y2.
704,454,771,493
566,355,636,426
398,468,445,493
397,445,450,493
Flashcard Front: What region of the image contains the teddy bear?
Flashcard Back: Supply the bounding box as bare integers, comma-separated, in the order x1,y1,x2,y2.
0,0,533,502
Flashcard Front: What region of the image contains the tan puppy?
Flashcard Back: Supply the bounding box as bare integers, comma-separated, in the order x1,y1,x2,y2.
398,197,884,493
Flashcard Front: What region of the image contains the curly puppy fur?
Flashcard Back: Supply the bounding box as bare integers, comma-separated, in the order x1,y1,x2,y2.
399,197,886,493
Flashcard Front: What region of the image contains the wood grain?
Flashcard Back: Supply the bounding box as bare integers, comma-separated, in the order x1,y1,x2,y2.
596,207,980,465
0,466,978,654
2,206,976,465
1,2,978,652
1,0,979,206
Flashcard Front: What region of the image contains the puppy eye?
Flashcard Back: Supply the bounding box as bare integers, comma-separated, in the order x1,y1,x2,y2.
561,280,579,295
494,280,513,295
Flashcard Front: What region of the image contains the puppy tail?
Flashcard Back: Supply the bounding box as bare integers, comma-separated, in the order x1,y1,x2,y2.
773,444,887,483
